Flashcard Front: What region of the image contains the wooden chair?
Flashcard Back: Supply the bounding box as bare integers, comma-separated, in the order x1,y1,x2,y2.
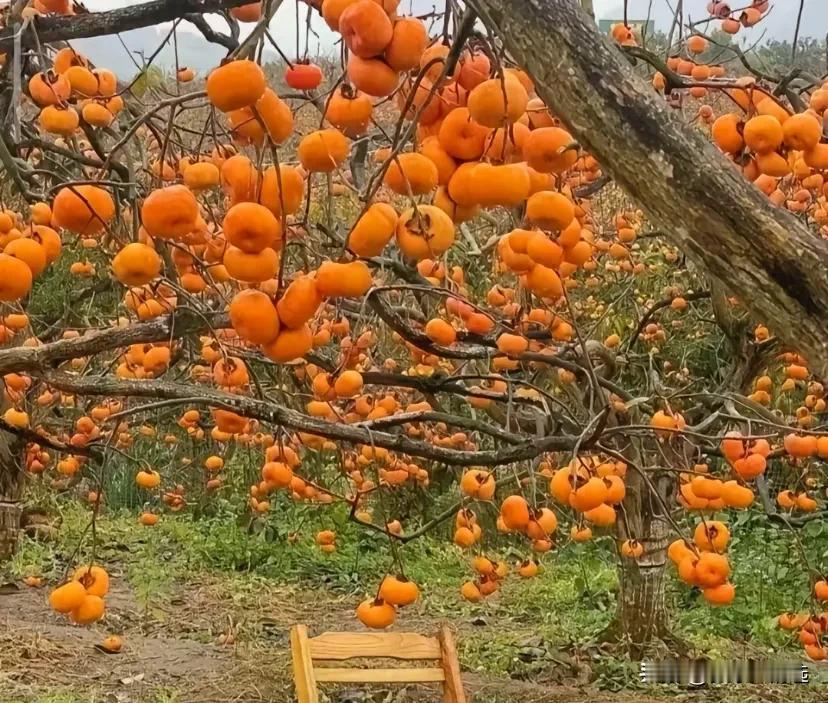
290,624,466,702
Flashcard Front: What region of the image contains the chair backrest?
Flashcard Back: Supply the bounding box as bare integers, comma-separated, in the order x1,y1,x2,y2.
290,624,466,702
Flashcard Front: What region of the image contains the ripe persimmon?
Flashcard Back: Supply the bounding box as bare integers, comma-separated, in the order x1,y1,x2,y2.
467,74,528,128
206,59,266,112
325,85,373,136
396,205,455,260
141,185,199,240
347,55,399,97
694,552,731,588
112,243,162,286
500,495,530,531
347,203,398,257
385,17,428,72
101,635,123,653
223,246,279,283
356,598,397,629
298,129,350,172
262,325,313,363
743,115,783,154
438,107,488,160
72,565,109,597
339,0,394,58
703,582,736,606
52,185,114,235
70,594,105,625
49,581,87,613
378,575,419,606
526,191,575,231
460,469,495,500
384,153,439,195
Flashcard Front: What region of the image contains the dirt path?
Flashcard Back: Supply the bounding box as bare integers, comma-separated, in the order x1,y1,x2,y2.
0,575,823,703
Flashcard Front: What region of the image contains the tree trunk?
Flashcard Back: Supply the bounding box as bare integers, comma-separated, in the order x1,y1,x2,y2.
471,0,828,376
617,550,668,655
615,472,672,657
611,453,675,656
0,430,24,561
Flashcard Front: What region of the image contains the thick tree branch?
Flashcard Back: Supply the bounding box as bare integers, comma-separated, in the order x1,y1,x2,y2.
0,419,93,457
0,310,229,377
472,0,828,376
39,373,578,466
0,0,255,51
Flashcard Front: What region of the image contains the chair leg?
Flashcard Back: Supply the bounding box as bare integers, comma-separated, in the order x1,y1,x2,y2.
439,625,466,703
290,625,319,703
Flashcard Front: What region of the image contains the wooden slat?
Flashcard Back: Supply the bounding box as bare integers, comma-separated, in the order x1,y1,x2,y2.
314,667,446,683
290,625,319,703
309,631,442,661
439,625,466,703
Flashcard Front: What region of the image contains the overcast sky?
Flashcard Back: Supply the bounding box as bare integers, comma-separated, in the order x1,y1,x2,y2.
84,0,825,42
73,0,824,74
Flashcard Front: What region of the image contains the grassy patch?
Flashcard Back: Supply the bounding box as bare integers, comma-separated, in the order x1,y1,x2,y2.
5,495,815,683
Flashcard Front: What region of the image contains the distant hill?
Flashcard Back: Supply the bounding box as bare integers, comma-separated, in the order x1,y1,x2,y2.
72,26,282,80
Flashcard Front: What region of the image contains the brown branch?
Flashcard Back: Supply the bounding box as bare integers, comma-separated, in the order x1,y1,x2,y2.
0,0,256,51
354,409,524,445
368,288,631,400
574,173,609,198
0,419,92,457
38,372,578,466
0,310,229,377
184,13,239,51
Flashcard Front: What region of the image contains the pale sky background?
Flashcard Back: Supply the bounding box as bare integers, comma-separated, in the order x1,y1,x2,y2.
75,0,825,76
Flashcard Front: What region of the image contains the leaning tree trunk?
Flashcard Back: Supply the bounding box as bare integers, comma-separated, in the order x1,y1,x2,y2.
471,0,828,376
0,430,24,560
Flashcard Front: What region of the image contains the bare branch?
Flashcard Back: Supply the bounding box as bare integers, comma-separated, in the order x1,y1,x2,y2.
183,13,239,52
0,310,229,377
40,372,578,466
0,0,256,52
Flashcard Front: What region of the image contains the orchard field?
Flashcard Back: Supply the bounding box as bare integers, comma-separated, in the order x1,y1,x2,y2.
0,0,828,701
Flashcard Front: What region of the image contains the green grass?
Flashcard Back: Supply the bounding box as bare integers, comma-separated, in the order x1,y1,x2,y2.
7,493,816,663
5,493,827,702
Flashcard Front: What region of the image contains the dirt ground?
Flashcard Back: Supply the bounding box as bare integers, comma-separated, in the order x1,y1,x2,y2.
0,574,824,703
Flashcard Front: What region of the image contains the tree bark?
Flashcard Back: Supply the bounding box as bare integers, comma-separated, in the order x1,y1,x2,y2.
0,0,254,51
471,0,828,376
0,429,25,561
613,468,674,657
616,553,668,656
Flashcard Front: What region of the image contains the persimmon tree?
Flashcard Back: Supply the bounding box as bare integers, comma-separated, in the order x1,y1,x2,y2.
0,0,826,662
